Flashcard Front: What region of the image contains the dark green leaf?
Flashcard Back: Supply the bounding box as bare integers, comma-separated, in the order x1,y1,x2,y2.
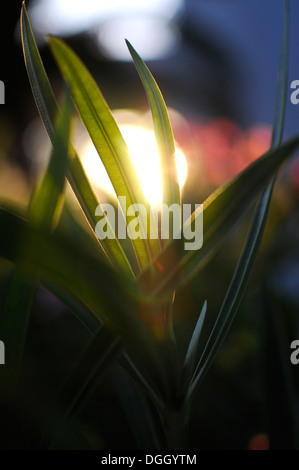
180,301,207,397
43,323,122,448
0,92,72,388
111,364,163,450
138,135,299,299
0,208,167,399
187,0,291,402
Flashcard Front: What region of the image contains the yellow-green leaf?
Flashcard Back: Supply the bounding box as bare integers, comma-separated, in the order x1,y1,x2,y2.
49,37,160,271
21,2,133,276
126,40,180,238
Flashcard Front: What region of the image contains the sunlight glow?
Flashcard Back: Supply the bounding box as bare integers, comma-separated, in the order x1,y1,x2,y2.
28,0,183,60
96,17,178,61
81,125,187,206
29,0,183,35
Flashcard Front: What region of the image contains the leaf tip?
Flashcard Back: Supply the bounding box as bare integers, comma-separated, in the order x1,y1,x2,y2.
21,0,27,22
125,39,137,58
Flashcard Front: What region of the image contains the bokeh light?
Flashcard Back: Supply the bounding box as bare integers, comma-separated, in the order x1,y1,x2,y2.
81,124,187,206
248,433,270,451
28,0,183,60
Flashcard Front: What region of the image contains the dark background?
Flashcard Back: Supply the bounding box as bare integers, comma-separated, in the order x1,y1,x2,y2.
0,0,299,450
2,0,299,167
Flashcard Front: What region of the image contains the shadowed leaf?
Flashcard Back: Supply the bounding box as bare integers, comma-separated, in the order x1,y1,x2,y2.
0,93,72,388
139,135,299,299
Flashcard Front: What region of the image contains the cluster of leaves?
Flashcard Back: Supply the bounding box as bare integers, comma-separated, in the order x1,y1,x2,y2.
0,1,297,449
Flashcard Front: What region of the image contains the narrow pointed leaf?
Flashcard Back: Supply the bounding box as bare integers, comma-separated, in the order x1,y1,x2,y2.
187,0,291,403
119,352,165,413
21,3,133,276
126,40,180,213
111,364,163,450
270,0,290,150
188,199,273,401
138,134,299,298
28,89,72,229
48,36,160,271
180,300,207,396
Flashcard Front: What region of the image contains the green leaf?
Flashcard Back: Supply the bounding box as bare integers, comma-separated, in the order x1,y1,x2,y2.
180,300,207,397
119,352,165,413
0,208,167,399
126,40,180,218
187,0,291,403
28,89,72,230
48,36,160,271
0,269,36,389
138,134,299,299
0,93,72,388
21,2,133,276
42,323,122,448
271,0,290,150
20,2,56,140
0,208,129,327
111,364,163,450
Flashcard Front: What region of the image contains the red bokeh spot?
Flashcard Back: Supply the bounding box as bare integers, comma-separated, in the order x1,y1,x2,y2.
290,155,299,193
173,116,272,189
248,433,270,450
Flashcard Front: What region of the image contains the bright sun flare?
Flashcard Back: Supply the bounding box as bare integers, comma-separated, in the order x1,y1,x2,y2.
81,125,187,206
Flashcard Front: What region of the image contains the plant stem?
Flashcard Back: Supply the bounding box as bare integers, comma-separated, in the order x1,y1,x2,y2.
165,402,189,450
